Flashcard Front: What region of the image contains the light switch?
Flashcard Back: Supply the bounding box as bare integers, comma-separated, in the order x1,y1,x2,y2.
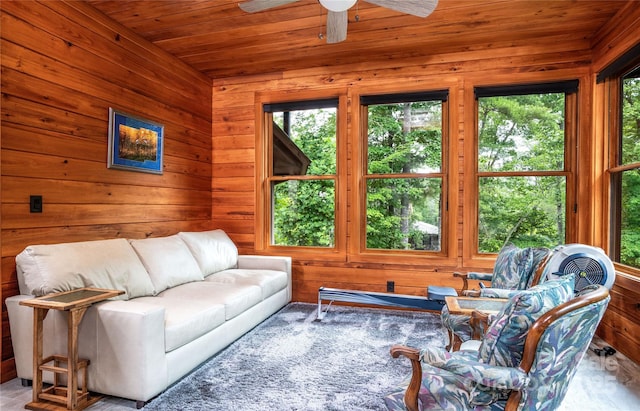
30,195,43,213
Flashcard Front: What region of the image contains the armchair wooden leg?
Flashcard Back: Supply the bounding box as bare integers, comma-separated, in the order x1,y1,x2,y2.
445,329,462,352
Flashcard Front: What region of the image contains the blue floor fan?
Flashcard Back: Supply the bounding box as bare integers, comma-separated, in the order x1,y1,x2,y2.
546,244,616,292
546,244,618,357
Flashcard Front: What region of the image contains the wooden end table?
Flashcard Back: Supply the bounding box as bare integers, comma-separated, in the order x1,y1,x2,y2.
444,295,509,315
19,288,124,411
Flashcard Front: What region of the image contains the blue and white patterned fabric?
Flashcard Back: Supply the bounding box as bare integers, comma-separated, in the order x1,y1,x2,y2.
479,275,575,367
385,279,610,411
441,245,551,349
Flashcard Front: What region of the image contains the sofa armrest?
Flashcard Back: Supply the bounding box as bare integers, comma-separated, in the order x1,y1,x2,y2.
92,300,168,402
6,295,38,379
237,255,292,275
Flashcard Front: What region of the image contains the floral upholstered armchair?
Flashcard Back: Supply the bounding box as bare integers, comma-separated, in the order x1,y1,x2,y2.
385,276,610,411
441,244,551,350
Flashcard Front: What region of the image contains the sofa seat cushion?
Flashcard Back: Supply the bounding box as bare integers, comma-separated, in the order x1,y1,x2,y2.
16,238,155,300
206,269,288,300
136,282,262,351
132,291,226,353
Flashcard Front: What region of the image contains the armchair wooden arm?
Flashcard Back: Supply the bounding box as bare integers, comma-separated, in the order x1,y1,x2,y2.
453,271,469,292
462,289,482,297
390,345,421,411
454,272,492,295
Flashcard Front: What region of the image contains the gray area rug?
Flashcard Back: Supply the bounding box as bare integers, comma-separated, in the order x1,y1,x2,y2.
143,302,445,411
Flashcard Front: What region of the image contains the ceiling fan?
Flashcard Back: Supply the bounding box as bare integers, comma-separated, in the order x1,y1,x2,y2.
238,0,439,44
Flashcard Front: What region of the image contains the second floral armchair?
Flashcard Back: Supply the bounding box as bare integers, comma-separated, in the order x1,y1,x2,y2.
441,244,552,350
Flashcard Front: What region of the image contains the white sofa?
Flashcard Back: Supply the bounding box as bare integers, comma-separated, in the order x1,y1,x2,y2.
6,229,291,406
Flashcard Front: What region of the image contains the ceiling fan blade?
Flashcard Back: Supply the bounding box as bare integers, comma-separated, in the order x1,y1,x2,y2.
239,0,299,13
364,0,438,18
326,10,348,43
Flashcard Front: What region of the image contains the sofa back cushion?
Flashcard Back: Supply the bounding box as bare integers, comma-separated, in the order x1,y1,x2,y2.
129,235,203,293
479,274,575,367
16,238,155,300
178,230,238,276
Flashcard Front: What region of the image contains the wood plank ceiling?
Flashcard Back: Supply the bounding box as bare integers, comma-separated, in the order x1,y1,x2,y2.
86,0,629,79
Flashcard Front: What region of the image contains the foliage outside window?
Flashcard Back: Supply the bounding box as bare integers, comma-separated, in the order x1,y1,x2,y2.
611,66,640,269
477,86,574,253
268,103,337,247
363,94,446,251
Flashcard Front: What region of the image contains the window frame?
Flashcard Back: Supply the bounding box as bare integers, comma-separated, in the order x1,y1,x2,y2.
352,89,455,265
606,63,640,274
256,85,458,268
466,81,579,263
255,90,348,261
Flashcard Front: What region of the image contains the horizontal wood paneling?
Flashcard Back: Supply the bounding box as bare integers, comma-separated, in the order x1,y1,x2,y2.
211,38,590,293
2,0,639,384
0,0,212,382
211,6,640,368
598,274,640,364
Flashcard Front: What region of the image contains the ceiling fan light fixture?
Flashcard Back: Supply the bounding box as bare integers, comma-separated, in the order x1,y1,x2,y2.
319,0,357,12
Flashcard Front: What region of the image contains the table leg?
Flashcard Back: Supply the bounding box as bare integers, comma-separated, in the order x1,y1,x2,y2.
67,307,88,410
32,308,48,404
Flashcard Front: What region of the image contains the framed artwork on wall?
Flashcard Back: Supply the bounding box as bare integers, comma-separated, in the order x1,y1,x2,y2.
107,108,164,174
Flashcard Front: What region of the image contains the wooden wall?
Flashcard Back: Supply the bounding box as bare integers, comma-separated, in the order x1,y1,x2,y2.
212,3,640,362
0,1,213,382
590,6,640,365
1,0,639,384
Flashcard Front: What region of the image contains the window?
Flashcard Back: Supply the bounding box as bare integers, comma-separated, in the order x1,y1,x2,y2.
361,91,448,252
263,99,339,248
475,82,577,253
610,65,640,269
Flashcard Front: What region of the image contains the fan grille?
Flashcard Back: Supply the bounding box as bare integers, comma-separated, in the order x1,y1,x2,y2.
558,253,606,291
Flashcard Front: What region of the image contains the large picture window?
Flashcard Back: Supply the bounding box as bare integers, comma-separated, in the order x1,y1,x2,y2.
361,91,448,252
475,82,577,253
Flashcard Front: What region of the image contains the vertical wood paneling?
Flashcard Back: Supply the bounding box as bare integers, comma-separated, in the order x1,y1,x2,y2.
0,0,212,382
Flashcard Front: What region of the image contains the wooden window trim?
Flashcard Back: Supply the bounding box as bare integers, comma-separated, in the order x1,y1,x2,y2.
349,89,456,267
464,82,578,267
606,65,640,273
255,89,348,262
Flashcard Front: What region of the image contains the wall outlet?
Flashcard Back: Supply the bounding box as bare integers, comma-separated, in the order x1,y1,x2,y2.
387,280,395,293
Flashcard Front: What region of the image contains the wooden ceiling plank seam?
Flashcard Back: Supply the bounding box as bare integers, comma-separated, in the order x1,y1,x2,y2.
65,0,213,88
81,0,631,80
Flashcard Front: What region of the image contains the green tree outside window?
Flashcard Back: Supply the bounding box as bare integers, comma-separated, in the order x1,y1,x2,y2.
477,93,567,253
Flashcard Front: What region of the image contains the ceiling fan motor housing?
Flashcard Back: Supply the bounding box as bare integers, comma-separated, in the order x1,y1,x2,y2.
319,0,357,12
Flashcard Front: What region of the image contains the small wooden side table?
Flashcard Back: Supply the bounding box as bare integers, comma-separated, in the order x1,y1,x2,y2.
19,288,124,411
444,296,509,315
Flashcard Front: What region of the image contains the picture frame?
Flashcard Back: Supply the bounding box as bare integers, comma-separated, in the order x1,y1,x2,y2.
108,108,164,174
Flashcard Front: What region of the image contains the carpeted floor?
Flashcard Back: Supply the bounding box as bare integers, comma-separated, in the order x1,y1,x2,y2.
2,302,639,410
143,303,446,411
